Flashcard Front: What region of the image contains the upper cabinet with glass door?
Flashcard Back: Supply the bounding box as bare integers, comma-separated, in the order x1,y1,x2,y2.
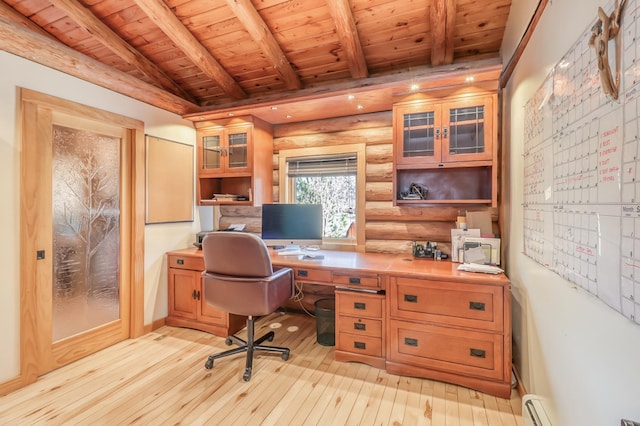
194,116,273,206
394,94,494,167
199,123,252,176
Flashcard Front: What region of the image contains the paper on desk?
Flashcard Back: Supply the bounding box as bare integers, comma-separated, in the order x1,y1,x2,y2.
451,228,481,262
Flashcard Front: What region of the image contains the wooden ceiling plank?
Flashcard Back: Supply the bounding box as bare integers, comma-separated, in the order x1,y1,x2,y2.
47,0,196,103
0,1,58,40
325,0,368,79
0,15,200,115
224,0,302,91
431,0,456,66
134,0,247,100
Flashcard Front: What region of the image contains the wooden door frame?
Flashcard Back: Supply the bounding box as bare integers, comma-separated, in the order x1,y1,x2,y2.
18,88,145,388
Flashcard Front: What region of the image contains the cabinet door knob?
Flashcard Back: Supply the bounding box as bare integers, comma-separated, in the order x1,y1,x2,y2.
443,126,448,139
435,126,441,139
192,289,197,299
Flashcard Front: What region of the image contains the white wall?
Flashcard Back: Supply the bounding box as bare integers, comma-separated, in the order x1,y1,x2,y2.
503,1,640,424
0,51,207,383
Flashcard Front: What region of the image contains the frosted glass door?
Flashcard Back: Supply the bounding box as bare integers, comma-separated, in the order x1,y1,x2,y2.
52,125,121,342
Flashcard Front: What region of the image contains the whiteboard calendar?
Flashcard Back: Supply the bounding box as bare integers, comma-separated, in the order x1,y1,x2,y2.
523,0,640,324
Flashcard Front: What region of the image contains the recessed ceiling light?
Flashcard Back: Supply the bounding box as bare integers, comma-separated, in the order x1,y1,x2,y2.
357,104,364,109
227,113,234,116
465,76,475,82
348,94,355,100
271,106,278,110
285,114,292,119
410,84,419,91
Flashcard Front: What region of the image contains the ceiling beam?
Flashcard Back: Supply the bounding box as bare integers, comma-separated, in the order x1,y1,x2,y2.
325,0,368,79
225,0,302,91
184,57,503,120
0,15,201,115
134,0,247,101
431,0,456,66
48,0,195,103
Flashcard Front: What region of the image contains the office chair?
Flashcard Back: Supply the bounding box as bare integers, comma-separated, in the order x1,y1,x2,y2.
201,231,295,381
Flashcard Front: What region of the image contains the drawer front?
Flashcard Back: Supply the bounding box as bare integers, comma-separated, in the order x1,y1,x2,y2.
337,333,382,357
390,276,503,332
337,316,382,338
333,273,380,290
337,292,383,319
389,319,504,380
294,267,332,284
168,254,204,271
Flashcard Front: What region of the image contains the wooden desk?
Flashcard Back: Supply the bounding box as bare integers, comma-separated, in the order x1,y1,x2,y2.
166,247,511,398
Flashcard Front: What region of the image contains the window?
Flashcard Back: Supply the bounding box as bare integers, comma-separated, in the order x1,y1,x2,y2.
278,144,365,249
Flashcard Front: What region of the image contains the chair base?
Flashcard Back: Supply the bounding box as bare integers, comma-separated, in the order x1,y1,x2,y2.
204,316,290,381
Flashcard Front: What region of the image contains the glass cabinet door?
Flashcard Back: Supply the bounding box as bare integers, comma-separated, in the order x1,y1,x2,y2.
202,133,222,171
442,96,493,162
227,131,248,169
394,103,442,165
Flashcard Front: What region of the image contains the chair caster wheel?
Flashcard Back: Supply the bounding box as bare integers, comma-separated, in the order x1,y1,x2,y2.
282,351,290,361
243,368,252,381
225,337,233,346
204,359,214,369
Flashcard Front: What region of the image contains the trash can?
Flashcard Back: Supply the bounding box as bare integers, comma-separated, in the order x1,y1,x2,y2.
314,298,335,346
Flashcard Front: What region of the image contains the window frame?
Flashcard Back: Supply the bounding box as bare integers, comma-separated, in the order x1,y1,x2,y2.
278,144,366,251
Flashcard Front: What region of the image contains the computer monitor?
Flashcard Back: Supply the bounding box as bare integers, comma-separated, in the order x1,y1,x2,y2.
261,203,323,249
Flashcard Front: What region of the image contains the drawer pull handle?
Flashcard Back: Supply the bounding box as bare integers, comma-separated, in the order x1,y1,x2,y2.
354,323,366,331
354,341,366,350
470,348,486,358
177,259,184,265
196,291,201,300
469,301,486,311
349,277,361,284
404,294,418,303
192,290,197,299
297,270,308,277
354,302,366,310
404,337,418,347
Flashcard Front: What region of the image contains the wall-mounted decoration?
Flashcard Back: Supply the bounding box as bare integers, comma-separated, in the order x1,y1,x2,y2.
146,136,194,224
588,0,626,99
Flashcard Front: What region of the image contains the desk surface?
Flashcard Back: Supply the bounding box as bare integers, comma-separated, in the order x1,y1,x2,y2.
170,247,509,286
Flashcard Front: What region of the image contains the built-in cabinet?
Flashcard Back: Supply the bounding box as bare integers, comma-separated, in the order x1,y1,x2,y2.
386,275,510,397
195,116,273,206
393,93,497,206
166,251,246,337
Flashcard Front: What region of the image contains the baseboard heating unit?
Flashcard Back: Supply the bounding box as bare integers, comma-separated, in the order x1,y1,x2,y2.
522,394,552,426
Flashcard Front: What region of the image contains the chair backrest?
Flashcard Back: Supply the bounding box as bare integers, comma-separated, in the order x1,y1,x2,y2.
202,232,273,278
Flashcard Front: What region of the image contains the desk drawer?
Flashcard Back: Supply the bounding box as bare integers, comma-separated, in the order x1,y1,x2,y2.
337,292,383,319
389,319,504,381
337,333,382,357
337,316,382,338
294,268,332,283
333,273,380,290
168,254,204,271
389,276,503,332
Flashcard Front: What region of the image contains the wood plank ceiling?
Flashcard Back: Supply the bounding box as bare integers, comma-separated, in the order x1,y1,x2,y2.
0,0,512,122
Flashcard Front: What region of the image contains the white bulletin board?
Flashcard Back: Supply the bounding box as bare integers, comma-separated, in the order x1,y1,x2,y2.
522,0,640,324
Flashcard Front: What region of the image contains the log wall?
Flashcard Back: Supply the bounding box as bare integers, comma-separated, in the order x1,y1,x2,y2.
219,111,499,256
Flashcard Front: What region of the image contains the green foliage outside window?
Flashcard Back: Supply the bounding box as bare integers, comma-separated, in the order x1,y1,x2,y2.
294,175,356,238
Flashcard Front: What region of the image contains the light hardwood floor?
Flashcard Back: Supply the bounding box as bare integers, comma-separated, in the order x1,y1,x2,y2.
0,312,523,425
